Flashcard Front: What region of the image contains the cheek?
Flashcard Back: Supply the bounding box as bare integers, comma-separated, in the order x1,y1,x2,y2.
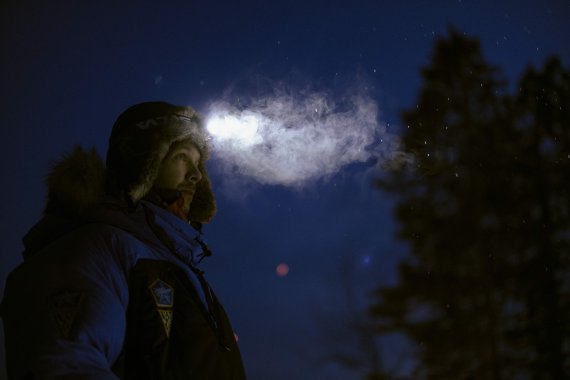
156,162,185,188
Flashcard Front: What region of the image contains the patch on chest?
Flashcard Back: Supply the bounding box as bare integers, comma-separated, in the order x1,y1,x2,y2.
149,278,174,337
150,278,174,307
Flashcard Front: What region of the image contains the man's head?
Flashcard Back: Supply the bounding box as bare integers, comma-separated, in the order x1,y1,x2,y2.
106,101,216,223
154,139,202,217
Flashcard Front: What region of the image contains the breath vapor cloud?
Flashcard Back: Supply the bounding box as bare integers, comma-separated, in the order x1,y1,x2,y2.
205,87,402,188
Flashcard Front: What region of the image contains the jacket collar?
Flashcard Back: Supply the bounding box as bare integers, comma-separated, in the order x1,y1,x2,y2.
141,200,208,266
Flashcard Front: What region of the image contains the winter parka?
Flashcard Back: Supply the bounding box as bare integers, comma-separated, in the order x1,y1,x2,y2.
2,197,247,379
3,102,246,379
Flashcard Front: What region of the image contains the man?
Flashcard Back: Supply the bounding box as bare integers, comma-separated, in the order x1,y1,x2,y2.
2,102,247,379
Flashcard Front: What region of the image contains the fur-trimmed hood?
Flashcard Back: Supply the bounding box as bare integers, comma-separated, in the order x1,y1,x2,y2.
44,146,106,218
105,102,216,224
23,146,106,259
23,102,217,258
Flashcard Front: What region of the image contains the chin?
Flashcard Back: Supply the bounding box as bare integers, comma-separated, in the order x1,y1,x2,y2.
181,196,193,213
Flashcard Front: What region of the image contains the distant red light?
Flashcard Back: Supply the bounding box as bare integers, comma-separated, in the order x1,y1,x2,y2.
276,263,289,277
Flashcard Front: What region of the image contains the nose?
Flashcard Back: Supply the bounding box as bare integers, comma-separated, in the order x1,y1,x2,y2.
185,162,202,183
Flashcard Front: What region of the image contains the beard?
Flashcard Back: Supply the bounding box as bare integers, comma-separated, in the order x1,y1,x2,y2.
179,190,195,214
146,187,195,221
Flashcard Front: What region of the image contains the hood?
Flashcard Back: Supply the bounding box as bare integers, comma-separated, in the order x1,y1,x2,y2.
23,146,106,259
105,102,216,224
23,103,217,259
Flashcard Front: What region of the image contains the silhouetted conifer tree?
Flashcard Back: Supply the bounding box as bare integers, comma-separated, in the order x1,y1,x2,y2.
510,56,570,379
370,28,569,379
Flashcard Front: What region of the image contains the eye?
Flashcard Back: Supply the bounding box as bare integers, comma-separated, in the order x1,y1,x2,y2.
174,153,188,160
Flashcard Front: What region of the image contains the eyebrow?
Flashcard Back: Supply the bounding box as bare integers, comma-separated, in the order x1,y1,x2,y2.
172,147,200,161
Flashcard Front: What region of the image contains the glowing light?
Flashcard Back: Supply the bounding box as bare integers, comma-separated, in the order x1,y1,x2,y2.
206,112,264,147
233,332,239,342
276,263,289,277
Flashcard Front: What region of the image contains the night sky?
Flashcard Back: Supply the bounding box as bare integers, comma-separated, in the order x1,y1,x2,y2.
1,1,569,379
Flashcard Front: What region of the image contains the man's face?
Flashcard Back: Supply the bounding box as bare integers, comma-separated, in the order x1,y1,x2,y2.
154,140,202,214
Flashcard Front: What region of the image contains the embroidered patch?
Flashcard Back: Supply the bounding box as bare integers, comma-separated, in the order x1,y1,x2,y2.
149,279,174,337
149,279,174,307
52,289,84,339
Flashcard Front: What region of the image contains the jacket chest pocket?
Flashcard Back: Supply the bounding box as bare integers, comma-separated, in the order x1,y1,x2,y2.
123,259,222,379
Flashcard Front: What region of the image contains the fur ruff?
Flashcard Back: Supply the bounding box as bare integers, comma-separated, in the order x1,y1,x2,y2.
128,118,208,202
118,111,217,223
44,103,216,224
45,135,215,224
44,146,106,217
103,103,216,223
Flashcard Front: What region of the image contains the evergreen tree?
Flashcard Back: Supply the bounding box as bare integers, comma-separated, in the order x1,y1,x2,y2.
510,56,570,379
371,29,569,379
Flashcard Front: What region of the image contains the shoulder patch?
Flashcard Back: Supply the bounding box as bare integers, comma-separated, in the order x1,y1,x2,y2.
52,289,84,339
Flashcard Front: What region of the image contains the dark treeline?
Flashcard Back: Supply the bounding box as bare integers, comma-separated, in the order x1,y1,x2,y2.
370,29,569,379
